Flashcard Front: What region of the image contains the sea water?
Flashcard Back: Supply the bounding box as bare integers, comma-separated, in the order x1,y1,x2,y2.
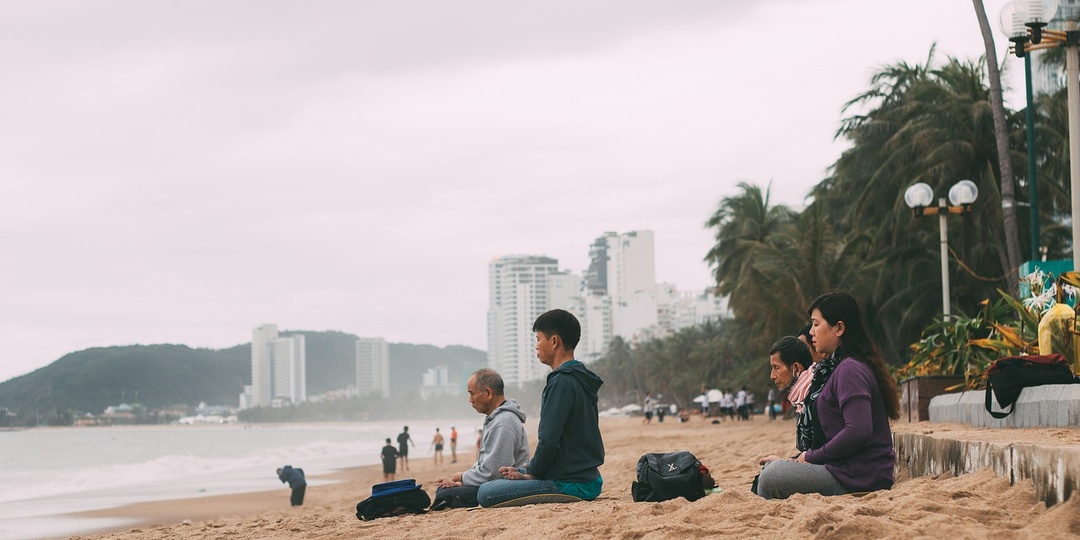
0,419,477,540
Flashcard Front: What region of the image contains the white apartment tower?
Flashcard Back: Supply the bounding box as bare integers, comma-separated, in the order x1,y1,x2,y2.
271,334,306,404
248,324,307,408
356,337,391,399
250,324,278,407
582,231,658,348
487,255,560,385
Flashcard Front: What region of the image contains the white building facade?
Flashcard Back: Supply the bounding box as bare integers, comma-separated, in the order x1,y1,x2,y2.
271,334,306,405
487,255,560,386
246,324,308,408
356,337,391,399
487,231,730,372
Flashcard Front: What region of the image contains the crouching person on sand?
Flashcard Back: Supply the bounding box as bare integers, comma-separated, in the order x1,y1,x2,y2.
431,368,530,509
477,309,605,507
276,465,306,506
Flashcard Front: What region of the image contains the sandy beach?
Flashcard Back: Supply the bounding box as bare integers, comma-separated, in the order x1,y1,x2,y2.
64,417,1080,539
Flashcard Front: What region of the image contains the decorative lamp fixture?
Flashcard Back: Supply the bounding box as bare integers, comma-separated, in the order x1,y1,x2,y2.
904,182,934,210
948,180,979,206
1026,0,1061,43
1000,2,1030,40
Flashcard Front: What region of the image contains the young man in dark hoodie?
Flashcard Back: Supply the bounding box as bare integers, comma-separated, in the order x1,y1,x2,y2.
477,309,605,507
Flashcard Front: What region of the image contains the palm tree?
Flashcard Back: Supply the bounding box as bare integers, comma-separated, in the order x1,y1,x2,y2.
703,182,795,322
972,0,1023,289
825,52,1017,339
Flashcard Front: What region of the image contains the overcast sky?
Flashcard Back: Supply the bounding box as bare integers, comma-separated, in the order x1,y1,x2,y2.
2,0,1022,382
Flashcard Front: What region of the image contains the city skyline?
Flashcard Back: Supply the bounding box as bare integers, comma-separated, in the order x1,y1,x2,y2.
1,1,1023,383
488,230,727,385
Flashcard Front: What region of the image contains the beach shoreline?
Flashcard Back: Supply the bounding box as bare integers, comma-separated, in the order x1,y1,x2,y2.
59,462,384,538
56,417,1080,539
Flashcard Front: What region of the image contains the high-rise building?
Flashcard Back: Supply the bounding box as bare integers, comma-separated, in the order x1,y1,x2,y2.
356,337,391,399
250,324,278,407
1031,14,1074,97
584,230,658,344
487,255,560,385
246,324,307,408
579,291,612,363
271,334,306,405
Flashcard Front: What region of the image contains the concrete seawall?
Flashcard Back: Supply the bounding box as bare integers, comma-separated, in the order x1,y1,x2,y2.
894,431,1079,506
895,384,1080,506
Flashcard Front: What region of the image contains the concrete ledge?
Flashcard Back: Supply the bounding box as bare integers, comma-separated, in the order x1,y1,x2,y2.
894,432,1080,506
928,384,1080,427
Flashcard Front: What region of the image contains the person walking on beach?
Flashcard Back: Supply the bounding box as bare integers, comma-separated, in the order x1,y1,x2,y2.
381,438,399,481
477,309,605,507
432,368,530,509
736,386,748,420
767,386,778,420
397,426,414,472
450,426,458,464
642,392,653,424
276,465,306,507
723,389,736,420
431,428,445,466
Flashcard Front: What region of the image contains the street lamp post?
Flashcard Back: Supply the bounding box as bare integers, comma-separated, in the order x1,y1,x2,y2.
905,181,980,321
1002,0,1080,269
1002,2,1044,260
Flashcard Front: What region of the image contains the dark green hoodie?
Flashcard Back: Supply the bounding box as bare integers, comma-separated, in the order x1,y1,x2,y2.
526,360,605,483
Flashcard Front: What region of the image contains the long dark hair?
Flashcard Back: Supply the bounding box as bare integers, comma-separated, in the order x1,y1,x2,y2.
807,291,900,420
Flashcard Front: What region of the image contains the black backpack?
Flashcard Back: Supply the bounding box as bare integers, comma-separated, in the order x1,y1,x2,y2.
985,354,1079,418
631,451,706,502
355,479,431,521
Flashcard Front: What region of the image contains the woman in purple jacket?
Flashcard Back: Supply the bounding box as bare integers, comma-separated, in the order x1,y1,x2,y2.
756,290,901,499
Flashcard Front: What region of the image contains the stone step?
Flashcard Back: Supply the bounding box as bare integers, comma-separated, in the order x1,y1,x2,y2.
928,384,1080,428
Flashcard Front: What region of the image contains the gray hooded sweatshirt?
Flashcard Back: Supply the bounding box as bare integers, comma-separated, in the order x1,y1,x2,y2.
461,398,530,487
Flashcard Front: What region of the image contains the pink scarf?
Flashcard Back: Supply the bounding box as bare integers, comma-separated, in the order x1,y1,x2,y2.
787,364,816,413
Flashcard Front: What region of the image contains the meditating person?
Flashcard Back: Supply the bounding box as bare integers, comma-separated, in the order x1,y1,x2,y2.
755,335,813,479
431,368,530,509
767,336,812,402
756,291,901,499
477,309,604,507
788,323,826,414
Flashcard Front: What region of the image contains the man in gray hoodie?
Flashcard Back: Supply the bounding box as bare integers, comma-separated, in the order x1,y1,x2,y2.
431,368,529,509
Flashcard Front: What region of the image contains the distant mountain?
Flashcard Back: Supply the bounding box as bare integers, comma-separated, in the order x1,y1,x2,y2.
0,344,249,415
0,332,486,418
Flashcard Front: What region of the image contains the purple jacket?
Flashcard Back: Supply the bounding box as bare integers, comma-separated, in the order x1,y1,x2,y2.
803,358,895,492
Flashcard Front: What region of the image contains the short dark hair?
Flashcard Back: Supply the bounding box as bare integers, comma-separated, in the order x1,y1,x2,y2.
798,323,812,344
769,336,811,370
532,309,581,350
472,368,505,396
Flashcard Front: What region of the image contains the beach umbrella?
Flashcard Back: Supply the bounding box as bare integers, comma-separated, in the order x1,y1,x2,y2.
692,395,705,403
605,407,622,415
707,389,723,402
621,403,643,412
